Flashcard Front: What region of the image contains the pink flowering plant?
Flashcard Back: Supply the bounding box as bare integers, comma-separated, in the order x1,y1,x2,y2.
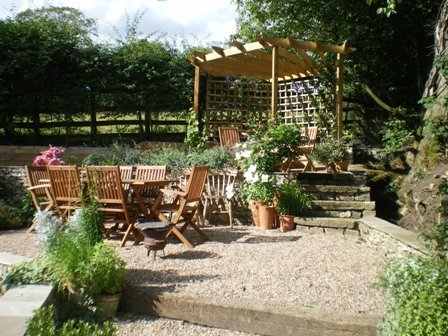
33,145,65,166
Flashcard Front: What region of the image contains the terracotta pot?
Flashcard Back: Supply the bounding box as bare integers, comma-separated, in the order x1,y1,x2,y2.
249,201,261,226
258,205,275,230
95,292,122,318
279,214,295,232
336,160,349,172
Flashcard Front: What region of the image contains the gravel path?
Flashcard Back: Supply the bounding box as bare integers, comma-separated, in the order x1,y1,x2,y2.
0,226,387,335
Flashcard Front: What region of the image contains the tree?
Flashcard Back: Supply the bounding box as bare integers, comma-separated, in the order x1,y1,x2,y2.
0,7,97,138
233,0,441,110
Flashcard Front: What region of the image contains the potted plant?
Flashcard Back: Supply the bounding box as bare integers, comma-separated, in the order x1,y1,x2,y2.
240,171,277,229
81,242,127,318
311,137,350,173
275,180,311,232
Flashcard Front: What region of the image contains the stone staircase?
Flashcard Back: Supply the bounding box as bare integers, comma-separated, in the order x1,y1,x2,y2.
294,172,375,231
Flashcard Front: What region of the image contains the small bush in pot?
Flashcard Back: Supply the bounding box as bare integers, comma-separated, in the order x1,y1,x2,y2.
81,242,126,297
275,180,310,232
276,180,310,216
311,137,350,172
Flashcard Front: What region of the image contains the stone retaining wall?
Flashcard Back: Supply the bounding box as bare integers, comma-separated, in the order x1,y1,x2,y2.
358,216,427,258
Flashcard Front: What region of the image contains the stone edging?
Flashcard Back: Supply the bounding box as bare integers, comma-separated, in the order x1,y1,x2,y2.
358,216,428,257
0,252,53,336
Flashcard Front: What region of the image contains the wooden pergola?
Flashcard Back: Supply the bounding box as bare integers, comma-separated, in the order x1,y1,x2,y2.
188,36,355,139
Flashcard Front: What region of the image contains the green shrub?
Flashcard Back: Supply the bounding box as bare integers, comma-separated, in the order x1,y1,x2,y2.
381,118,414,154
80,242,126,295
26,305,117,336
82,142,141,165
68,203,104,246
425,115,448,149
149,147,190,169
379,256,448,336
275,180,310,216
311,138,350,165
187,147,235,169
2,257,50,291
0,200,24,230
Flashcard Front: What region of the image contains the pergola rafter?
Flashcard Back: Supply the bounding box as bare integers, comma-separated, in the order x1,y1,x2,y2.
188,36,355,139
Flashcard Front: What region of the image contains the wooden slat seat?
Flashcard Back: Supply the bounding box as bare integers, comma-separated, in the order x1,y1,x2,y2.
151,166,209,249
86,165,142,247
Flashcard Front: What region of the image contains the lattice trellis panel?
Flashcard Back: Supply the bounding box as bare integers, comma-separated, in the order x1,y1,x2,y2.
205,78,271,134
278,78,326,127
205,78,327,135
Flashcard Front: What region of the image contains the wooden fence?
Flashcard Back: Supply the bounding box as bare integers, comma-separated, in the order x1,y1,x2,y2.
2,110,187,146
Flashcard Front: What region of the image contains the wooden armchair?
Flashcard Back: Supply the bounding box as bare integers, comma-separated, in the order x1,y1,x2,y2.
134,165,167,200
151,165,209,249
289,126,318,172
119,165,135,201
86,165,141,247
47,165,84,219
24,165,53,233
202,169,237,227
218,126,241,148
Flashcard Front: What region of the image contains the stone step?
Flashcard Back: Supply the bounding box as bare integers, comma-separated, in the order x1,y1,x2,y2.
302,185,371,201
311,200,375,211
303,200,376,219
296,172,367,186
295,217,359,230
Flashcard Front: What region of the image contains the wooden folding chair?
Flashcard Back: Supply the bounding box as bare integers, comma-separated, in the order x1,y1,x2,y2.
24,165,54,233
119,165,135,201
134,165,166,197
289,126,318,172
202,169,237,227
85,165,141,247
218,126,241,148
47,165,84,219
151,165,209,249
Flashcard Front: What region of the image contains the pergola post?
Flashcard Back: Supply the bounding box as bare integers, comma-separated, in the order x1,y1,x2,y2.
271,46,279,120
335,43,346,140
193,65,200,115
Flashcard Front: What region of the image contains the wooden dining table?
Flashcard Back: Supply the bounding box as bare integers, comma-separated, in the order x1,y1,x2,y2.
122,179,178,221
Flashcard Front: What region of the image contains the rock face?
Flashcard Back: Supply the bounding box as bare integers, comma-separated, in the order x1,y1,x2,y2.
398,0,448,232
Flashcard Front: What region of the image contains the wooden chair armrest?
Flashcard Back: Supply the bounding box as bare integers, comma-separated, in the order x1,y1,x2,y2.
27,184,51,191
159,188,187,197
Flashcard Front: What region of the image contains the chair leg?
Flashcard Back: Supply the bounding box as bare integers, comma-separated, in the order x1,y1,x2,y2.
167,225,194,249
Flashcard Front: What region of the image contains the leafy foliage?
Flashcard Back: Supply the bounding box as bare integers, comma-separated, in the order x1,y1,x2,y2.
379,256,448,336
275,179,311,216
187,147,235,169
238,122,302,174
0,168,34,230
240,177,277,205
425,115,448,149
311,137,350,165
380,175,448,335
79,242,126,295
2,257,50,290
26,305,117,336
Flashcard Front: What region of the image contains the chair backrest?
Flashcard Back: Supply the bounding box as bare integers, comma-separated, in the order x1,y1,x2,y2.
184,166,209,202
218,127,240,148
25,165,49,198
119,165,134,196
205,170,237,199
86,166,128,208
47,165,83,213
300,126,318,147
134,165,167,197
